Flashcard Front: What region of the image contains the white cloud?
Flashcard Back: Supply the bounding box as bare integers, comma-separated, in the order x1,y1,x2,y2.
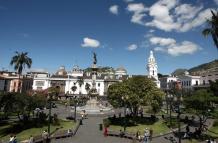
179,8,213,32
150,37,176,46
149,36,200,56
175,4,203,22
126,0,214,32
81,37,100,48
109,5,119,15
127,44,138,51
214,0,218,5
126,3,148,25
167,41,199,56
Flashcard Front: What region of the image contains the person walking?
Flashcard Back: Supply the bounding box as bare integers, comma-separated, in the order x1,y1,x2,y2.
143,128,150,143
28,135,34,143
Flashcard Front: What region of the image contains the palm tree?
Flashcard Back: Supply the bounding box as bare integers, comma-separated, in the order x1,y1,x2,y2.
85,83,91,94
71,85,77,94
77,77,84,94
202,10,218,50
10,51,32,92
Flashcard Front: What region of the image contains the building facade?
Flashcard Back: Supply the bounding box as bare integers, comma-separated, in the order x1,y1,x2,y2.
0,71,33,93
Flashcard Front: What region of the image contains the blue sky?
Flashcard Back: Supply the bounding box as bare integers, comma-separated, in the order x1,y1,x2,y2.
0,0,217,75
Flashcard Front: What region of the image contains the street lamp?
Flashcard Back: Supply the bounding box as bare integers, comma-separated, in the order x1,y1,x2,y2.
167,93,173,127
173,95,183,143
122,95,128,132
74,96,77,122
47,92,53,137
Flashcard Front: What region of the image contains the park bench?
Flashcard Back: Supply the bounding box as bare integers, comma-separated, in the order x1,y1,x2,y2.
52,130,69,139
107,130,135,139
32,135,44,143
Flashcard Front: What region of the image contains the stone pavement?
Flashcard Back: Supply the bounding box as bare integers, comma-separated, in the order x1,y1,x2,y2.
52,116,133,143
51,115,216,143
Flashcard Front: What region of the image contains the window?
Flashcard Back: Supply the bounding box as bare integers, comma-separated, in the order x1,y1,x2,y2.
208,75,212,76
153,70,154,75
98,83,100,87
195,81,198,85
189,81,191,86
37,87,42,90
35,81,45,86
203,80,205,85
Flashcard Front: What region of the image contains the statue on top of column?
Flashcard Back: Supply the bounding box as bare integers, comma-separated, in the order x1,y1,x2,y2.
93,52,97,65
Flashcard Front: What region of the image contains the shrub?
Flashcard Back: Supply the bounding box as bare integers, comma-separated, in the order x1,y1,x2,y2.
213,119,218,127
53,113,60,125
103,118,111,128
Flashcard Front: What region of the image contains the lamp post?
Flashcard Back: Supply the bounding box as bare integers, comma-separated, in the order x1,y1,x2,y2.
174,95,183,143
74,96,77,122
122,95,128,132
47,92,52,137
167,93,173,127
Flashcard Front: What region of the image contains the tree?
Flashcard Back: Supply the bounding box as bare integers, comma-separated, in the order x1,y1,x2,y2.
209,80,218,97
202,10,218,50
0,92,46,121
184,89,216,131
71,85,77,94
85,83,91,94
10,51,32,92
107,76,164,116
77,77,84,94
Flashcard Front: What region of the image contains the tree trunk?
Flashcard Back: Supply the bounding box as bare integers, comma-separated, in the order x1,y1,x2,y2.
18,74,22,93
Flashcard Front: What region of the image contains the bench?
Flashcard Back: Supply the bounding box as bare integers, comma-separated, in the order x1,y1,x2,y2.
107,130,135,139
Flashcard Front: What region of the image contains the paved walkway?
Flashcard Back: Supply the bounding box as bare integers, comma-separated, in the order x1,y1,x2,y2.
52,116,132,143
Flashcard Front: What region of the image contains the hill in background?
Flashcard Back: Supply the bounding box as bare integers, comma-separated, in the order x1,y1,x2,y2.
172,59,218,76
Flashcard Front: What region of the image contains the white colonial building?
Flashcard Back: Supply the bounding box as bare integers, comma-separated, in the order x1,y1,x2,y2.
200,67,218,85
32,51,161,96
159,76,178,90
177,71,200,90
147,51,160,88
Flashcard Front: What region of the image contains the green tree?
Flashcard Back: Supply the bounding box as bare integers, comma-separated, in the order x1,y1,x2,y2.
10,51,32,92
202,10,218,50
184,89,216,130
47,86,60,96
71,85,77,94
209,80,218,97
0,92,46,121
107,76,164,116
77,77,84,94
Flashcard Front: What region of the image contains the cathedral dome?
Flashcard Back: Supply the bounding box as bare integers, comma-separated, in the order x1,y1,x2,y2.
56,66,67,76
115,66,127,76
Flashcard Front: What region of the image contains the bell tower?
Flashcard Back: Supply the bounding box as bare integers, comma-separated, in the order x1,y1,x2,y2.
147,50,158,80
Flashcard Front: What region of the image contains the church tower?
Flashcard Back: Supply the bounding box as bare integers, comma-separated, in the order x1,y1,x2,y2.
147,50,158,81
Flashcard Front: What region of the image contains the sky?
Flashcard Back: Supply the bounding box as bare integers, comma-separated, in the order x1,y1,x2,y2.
0,0,218,75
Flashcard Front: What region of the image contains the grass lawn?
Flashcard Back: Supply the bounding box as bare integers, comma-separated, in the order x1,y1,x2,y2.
207,126,218,138
0,120,76,142
108,118,170,136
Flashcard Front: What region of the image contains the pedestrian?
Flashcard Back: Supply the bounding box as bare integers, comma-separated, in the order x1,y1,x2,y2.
135,130,140,140
67,129,73,137
143,128,150,143
149,128,153,141
12,135,17,143
28,135,34,143
212,139,216,143
104,127,108,137
42,130,49,143
119,129,124,137
9,135,14,143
